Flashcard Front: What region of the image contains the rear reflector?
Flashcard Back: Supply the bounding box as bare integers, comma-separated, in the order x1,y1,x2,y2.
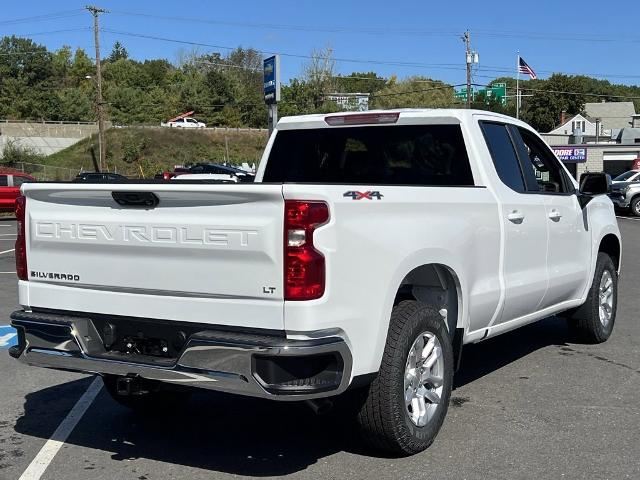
284,201,329,301
324,112,400,126
15,195,27,281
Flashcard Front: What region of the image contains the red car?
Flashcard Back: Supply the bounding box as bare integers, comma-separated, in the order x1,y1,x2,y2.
0,172,35,212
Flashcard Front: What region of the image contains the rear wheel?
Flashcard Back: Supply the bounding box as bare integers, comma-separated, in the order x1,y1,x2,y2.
567,252,617,343
356,301,453,456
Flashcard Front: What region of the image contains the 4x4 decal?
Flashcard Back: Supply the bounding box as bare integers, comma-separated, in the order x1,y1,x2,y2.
343,191,383,200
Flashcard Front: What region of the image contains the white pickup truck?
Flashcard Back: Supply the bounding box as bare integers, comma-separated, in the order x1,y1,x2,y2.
10,110,621,455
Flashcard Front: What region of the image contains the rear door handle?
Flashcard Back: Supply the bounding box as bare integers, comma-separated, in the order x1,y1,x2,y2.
507,210,525,224
548,209,562,221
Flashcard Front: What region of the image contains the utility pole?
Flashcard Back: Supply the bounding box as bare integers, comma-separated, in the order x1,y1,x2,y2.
463,31,471,109
462,30,478,109
86,5,107,172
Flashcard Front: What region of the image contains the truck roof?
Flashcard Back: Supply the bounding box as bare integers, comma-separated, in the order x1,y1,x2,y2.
276,108,526,130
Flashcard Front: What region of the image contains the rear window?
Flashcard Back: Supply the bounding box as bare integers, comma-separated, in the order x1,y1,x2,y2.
0,175,7,187
262,124,474,186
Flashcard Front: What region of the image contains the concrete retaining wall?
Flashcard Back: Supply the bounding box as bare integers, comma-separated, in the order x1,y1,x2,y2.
0,136,81,157
0,121,99,139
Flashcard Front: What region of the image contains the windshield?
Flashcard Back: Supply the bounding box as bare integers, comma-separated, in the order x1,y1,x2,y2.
613,171,639,181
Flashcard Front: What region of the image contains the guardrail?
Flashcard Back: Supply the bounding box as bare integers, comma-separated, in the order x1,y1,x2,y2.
0,120,267,132
0,120,98,126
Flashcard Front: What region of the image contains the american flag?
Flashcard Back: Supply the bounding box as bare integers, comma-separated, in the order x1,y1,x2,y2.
518,57,537,79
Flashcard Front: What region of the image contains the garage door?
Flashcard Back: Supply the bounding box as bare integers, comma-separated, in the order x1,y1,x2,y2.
603,151,640,177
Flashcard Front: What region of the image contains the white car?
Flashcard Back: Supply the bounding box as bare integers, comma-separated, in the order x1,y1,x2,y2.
612,170,640,184
161,117,206,128
10,109,620,456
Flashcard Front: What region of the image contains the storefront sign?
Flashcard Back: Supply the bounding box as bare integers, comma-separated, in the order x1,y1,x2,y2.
552,147,587,163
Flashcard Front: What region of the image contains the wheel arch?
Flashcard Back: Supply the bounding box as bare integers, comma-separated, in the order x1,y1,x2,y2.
599,233,621,272
393,263,463,335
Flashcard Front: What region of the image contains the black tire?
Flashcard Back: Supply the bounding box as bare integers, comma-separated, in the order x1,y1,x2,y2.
102,375,191,412
630,196,640,217
567,252,617,343
356,301,453,456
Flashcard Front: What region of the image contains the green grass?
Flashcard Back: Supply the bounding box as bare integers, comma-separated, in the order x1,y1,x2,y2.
44,127,269,178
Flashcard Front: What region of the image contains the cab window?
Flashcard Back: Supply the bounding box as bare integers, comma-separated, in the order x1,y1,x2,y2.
480,122,525,192
512,127,571,194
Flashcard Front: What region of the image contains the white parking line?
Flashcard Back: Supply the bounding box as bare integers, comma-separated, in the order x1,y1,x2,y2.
18,377,103,480
0,271,16,274
0,249,15,255
0,234,16,237
616,216,640,221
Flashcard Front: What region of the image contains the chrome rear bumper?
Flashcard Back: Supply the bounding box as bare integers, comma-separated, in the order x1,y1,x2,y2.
10,310,352,401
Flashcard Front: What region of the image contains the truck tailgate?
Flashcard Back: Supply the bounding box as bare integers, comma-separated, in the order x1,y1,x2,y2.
22,183,285,330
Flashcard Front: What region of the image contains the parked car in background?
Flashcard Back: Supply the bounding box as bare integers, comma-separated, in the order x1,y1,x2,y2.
0,173,34,212
171,173,238,182
161,117,206,128
188,163,255,182
73,172,128,183
612,170,640,184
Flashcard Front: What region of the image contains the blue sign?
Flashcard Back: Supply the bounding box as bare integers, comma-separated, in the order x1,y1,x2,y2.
0,326,17,349
553,147,587,163
263,55,280,104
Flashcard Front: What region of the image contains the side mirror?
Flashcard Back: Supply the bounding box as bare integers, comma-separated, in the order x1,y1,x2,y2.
578,172,612,208
579,172,611,196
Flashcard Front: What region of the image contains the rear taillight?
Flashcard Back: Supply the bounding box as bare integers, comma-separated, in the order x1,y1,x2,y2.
15,195,27,281
284,200,329,300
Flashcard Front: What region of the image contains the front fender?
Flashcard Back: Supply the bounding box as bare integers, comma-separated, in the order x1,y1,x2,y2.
583,196,621,298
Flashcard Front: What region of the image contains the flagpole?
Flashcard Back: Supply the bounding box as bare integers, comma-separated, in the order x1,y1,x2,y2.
516,51,520,119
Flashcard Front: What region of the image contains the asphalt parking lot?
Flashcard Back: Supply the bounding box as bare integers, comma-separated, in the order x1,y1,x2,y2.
0,215,639,480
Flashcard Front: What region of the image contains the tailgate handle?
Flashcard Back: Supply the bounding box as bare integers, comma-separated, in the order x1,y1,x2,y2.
112,191,159,209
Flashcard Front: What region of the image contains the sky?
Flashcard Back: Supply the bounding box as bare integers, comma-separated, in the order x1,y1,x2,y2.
2,0,639,87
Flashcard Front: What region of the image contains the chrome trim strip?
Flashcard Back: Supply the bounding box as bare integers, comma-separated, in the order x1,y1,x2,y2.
30,282,273,302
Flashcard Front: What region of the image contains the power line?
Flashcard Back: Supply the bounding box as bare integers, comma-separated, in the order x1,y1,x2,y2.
0,28,91,37
0,10,84,26
482,84,640,100
472,29,640,44
109,10,640,44
110,10,460,37
101,28,472,71
372,83,466,98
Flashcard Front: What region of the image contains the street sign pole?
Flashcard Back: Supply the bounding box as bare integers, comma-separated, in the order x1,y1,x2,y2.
268,104,278,136
263,55,281,137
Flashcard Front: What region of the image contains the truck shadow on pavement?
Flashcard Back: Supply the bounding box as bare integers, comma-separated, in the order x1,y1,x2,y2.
453,316,571,389
14,316,574,476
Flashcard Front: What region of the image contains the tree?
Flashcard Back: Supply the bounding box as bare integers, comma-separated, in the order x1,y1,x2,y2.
108,41,129,62
371,77,456,109
303,46,337,108
521,74,586,132
0,36,51,86
69,48,94,84
334,72,387,94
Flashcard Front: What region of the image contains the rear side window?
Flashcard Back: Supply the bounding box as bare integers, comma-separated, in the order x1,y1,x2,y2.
480,122,525,192
262,124,474,186
0,176,7,187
